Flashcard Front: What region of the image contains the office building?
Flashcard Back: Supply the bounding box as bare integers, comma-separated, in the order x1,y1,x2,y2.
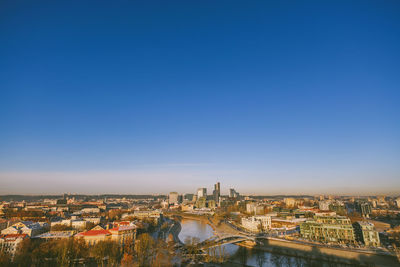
184,194,194,201
197,188,207,198
246,203,264,215
229,188,239,198
356,201,372,217
196,197,207,209
169,192,179,205
213,182,220,205
207,199,216,209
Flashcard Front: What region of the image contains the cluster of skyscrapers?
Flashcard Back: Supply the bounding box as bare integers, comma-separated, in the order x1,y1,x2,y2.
168,181,239,208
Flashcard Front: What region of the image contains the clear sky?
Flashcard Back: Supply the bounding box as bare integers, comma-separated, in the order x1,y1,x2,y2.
1,1,399,195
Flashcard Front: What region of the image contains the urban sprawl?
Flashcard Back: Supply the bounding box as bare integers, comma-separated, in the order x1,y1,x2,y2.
1,183,400,266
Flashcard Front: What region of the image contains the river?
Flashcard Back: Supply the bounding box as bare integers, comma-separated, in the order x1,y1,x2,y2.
178,218,352,267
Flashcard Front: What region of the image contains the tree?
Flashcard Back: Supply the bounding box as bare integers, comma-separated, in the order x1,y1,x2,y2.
135,233,155,266
0,250,12,267
32,240,58,266
85,221,95,231
123,236,135,256
184,236,201,262
121,252,135,266
92,240,122,267
52,238,89,267
13,238,34,267
108,209,123,220
152,239,174,267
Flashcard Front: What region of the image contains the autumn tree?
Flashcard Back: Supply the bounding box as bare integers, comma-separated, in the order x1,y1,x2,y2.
108,209,123,220
0,250,12,267
92,240,121,267
31,240,58,266
53,238,88,267
152,238,177,267
121,252,135,266
85,221,95,230
184,236,201,262
135,233,156,266
13,238,35,267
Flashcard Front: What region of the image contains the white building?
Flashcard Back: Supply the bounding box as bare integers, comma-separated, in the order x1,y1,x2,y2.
246,203,264,215
284,198,296,207
169,192,179,205
395,198,400,209
1,221,48,237
319,200,331,211
81,208,100,214
241,215,271,233
0,234,28,256
197,188,207,198
83,217,102,225
71,220,87,230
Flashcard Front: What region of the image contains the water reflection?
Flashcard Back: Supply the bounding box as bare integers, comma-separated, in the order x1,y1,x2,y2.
178,218,349,267
178,219,215,243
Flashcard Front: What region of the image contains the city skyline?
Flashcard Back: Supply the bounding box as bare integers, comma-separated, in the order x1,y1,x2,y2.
1,1,400,195
0,171,398,196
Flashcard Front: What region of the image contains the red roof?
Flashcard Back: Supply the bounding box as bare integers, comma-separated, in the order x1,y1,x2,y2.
116,221,130,226
111,225,136,231
0,234,28,241
76,229,111,237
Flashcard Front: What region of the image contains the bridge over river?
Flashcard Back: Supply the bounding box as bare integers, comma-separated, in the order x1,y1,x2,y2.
197,234,257,249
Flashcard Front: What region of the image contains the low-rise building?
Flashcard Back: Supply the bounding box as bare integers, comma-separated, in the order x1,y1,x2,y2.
0,234,28,256
71,219,87,230
83,217,102,225
207,200,216,209
284,198,296,208
353,221,380,247
109,225,136,245
300,216,355,244
241,215,272,233
35,231,75,240
319,200,331,211
81,207,100,214
51,219,72,228
75,225,135,246
121,210,162,224
196,197,207,209
1,221,48,237
75,229,111,246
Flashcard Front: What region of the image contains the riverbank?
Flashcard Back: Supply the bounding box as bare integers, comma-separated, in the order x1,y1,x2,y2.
238,238,399,267
167,212,399,267
166,212,239,238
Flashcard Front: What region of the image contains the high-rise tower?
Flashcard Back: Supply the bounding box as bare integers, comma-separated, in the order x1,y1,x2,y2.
213,182,220,205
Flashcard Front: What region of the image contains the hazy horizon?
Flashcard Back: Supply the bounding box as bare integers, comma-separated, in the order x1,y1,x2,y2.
1,170,399,196
1,1,399,195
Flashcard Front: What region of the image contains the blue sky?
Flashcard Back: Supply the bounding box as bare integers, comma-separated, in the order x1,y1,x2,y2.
1,1,399,195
